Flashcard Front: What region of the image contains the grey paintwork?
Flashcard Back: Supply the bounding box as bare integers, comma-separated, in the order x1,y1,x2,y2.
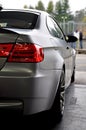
0,9,76,115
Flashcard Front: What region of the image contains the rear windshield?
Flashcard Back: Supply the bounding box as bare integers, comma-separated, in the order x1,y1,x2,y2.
0,11,38,29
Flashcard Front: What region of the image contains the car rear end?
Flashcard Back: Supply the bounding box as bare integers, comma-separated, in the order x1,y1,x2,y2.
0,10,61,115
0,28,43,113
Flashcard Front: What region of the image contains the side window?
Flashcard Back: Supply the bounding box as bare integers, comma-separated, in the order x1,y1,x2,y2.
47,16,64,39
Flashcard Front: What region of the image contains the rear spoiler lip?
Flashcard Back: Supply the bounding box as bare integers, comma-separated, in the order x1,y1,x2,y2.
0,28,20,44
0,28,18,34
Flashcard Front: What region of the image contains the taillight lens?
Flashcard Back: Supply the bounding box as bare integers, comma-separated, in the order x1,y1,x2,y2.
8,43,44,63
0,44,13,57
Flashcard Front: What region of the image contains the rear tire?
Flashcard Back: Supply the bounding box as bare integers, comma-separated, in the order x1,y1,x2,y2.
51,70,65,121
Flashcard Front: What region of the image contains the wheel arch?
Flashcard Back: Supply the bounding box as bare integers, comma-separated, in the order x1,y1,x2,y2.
50,66,65,120
51,63,65,107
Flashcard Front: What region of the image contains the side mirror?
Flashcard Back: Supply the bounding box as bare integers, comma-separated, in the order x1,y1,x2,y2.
66,35,78,43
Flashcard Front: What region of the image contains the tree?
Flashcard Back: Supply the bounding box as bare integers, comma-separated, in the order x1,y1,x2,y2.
29,5,34,9
46,1,54,14
54,1,63,21
54,0,73,22
82,16,86,23
24,5,28,9
35,1,45,11
61,0,71,20
63,0,69,13
74,9,85,22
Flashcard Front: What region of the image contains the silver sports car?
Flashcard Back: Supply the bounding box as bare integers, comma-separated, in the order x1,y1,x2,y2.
0,8,77,119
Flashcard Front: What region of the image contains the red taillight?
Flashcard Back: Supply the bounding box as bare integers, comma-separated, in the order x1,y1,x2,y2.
0,44,13,57
8,43,44,63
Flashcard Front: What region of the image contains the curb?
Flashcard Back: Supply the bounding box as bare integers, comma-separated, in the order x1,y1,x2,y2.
76,49,86,54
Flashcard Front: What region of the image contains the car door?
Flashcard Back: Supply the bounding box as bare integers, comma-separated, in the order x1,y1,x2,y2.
46,16,73,87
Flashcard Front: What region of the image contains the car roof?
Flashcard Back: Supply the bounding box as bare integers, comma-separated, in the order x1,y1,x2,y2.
1,8,49,16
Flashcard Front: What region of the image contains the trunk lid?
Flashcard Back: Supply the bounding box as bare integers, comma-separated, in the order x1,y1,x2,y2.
0,28,19,69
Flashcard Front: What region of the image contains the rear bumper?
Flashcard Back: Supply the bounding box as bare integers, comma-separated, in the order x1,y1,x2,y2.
0,100,23,116
0,70,61,115
0,100,22,108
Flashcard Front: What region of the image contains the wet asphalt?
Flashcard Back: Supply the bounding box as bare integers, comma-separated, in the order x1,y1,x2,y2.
53,54,86,130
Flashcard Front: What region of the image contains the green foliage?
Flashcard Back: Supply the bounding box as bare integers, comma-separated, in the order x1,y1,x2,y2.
24,5,28,9
24,0,73,22
46,1,54,14
35,1,45,11
63,0,69,13
74,9,86,22
82,17,86,23
54,1,63,21
54,0,72,22
29,5,34,9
